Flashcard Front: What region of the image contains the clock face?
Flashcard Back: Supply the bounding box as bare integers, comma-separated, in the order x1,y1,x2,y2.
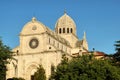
29,38,39,49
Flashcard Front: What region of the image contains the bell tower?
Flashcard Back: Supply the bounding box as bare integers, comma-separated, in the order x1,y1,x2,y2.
55,12,78,47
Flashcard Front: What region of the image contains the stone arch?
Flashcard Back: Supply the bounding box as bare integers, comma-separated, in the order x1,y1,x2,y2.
25,62,39,80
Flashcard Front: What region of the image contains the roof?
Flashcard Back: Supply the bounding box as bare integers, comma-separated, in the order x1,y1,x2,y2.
46,27,71,47
20,17,47,35
94,51,106,56
76,40,83,47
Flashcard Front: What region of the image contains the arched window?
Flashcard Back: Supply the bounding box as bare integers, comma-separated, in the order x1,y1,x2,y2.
70,28,73,33
49,38,50,44
63,28,65,33
59,28,61,34
67,28,69,33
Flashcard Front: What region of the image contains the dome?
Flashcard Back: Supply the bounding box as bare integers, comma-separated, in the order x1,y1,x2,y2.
20,17,47,35
55,13,76,35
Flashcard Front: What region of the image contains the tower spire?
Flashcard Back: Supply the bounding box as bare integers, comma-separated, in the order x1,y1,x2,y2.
83,31,86,41
82,31,88,50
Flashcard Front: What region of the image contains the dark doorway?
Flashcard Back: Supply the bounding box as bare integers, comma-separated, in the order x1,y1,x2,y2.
31,75,34,80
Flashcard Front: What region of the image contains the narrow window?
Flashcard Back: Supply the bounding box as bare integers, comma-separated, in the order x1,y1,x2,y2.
61,45,63,50
49,47,51,49
70,28,73,33
59,28,61,34
49,38,50,44
67,28,69,33
53,40,55,46
66,48,67,52
57,43,59,48
51,65,55,75
63,28,65,33
13,63,18,77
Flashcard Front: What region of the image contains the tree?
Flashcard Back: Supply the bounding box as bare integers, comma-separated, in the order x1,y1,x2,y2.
113,40,120,61
115,40,120,53
33,65,46,80
0,39,12,80
49,64,55,80
49,54,69,80
51,55,120,80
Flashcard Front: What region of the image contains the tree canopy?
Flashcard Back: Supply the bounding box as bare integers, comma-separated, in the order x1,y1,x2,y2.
51,55,120,80
0,39,12,80
113,40,120,61
114,40,120,53
33,65,46,80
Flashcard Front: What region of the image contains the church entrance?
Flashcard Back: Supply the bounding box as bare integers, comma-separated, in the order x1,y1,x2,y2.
26,64,38,80
30,69,37,80
31,75,34,80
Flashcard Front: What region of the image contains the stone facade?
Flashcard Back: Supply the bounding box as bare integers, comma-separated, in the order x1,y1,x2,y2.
6,12,88,80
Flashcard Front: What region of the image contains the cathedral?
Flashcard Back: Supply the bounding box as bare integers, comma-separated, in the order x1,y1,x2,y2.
6,12,88,80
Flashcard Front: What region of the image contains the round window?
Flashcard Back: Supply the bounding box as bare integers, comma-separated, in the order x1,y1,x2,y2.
29,38,39,49
32,25,37,30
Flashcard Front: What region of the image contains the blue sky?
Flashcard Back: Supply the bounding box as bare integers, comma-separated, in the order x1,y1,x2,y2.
0,0,120,54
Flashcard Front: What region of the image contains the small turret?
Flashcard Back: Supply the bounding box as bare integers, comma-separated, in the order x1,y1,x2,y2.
82,31,88,50
83,31,86,41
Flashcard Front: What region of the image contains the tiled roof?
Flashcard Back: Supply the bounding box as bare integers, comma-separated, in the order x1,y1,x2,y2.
94,51,106,56
46,27,71,47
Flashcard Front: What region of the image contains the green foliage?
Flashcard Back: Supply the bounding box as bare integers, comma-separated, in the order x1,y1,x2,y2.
113,40,120,61
49,65,55,80
0,39,12,80
33,65,46,80
114,40,120,52
7,77,25,80
51,55,120,80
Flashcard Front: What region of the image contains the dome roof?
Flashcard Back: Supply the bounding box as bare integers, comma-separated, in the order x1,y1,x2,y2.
55,13,76,35
20,17,47,35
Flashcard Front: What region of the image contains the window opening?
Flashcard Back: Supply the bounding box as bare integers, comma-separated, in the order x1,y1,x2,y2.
49,38,50,44
59,28,61,34
67,28,69,33
63,28,65,33
71,28,73,33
